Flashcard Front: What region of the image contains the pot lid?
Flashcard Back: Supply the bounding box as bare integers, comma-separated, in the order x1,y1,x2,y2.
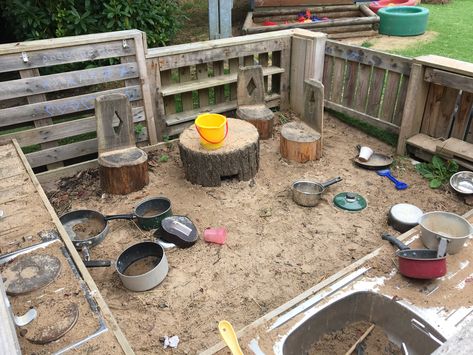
333,192,367,211
160,216,198,247
389,203,423,225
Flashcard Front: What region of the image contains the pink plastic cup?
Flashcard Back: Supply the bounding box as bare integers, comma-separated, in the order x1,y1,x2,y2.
204,227,227,245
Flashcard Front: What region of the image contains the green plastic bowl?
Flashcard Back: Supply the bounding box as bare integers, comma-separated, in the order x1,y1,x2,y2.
379,6,429,36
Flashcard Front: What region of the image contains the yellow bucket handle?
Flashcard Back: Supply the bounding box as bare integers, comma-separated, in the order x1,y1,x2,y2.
195,121,229,145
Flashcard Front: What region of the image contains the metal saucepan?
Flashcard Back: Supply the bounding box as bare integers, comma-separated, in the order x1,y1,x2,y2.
419,211,472,255
59,196,173,249
382,233,447,279
291,177,342,207
116,241,168,292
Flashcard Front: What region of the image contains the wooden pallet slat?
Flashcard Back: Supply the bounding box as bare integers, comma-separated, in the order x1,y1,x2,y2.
424,67,473,93
380,71,401,122
451,92,473,140
342,60,358,108
354,63,371,113
366,67,385,117
228,58,240,101
322,55,334,100
421,83,447,136
330,57,346,104
179,66,194,111
392,75,409,126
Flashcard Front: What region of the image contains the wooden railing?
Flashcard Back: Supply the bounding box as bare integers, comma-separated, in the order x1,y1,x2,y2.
0,30,156,171
145,30,295,137
323,40,412,134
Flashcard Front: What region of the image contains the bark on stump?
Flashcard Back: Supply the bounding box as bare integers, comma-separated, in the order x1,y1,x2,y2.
179,118,259,187
280,121,321,163
99,147,149,195
237,105,274,139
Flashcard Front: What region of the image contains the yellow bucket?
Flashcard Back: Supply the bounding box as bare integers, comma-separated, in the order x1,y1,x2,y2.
195,113,228,150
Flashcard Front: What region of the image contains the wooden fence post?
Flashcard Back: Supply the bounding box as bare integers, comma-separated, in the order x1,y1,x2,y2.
397,62,429,155
209,0,233,40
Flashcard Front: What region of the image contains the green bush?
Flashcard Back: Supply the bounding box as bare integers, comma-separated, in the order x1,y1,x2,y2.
0,0,181,47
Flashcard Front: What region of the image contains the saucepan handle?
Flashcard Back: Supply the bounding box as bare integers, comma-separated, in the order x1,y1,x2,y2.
436,237,449,258
381,232,410,250
105,214,135,221
84,260,112,268
321,176,343,189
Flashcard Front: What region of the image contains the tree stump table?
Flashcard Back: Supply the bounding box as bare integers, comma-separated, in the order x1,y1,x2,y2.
178,118,259,187
280,121,321,163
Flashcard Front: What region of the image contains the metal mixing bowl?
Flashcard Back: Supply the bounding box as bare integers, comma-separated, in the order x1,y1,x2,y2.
450,171,473,195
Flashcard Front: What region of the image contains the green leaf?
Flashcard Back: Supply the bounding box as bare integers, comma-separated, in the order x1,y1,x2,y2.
415,163,432,177
430,178,443,189
432,155,445,171
447,160,459,174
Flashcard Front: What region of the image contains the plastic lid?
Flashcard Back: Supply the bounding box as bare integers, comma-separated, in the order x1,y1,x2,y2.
333,192,367,211
389,203,423,225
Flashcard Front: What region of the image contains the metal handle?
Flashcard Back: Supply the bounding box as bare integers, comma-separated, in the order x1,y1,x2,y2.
411,319,444,346
437,237,448,258
82,246,91,261
381,233,410,250
84,260,112,268
321,176,342,188
105,214,135,221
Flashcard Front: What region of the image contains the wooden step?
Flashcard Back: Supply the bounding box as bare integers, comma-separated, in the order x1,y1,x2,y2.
160,66,284,97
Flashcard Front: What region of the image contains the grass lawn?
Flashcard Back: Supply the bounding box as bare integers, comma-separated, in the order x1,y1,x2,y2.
393,0,473,62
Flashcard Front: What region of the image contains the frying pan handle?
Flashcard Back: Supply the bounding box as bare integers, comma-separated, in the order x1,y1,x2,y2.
381,233,410,250
321,176,343,188
105,214,135,221
84,260,112,268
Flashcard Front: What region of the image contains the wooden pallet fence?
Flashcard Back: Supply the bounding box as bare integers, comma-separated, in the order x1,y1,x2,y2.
0,30,157,171
146,30,293,137
323,40,412,134
397,55,473,155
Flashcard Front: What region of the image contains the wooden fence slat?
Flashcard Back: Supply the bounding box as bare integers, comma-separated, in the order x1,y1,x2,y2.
160,70,176,115
330,57,346,104
380,71,401,122
0,41,136,74
0,86,141,127
0,107,144,147
259,53,269,92
196,63,210,107
424,67,473,93
342,60,358,108
392,75,409,126
155,39,289,71
290,37,309,114
228,58,240,101
366,67,385,117
212,60,225,104
179,66,194,111
322,55,334,101
451,92,473,140
354,63,371,113
275,37,292,110
434,87,460,138
325,40,411,75
0,63,139,101
421,83,446,136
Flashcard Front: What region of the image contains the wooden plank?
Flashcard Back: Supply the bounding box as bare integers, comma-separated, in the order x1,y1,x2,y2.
11,140,135,355
366,67,385,117
451,92,473,140
323,55,334,100
228,58,240,101
219,0,233,39
275,37,292,110
160,70,176,115
293,30,327,82
208,0,220,40
354,63,371,113
437,137,473,164
179,66,194,111
290,37,309,115
392,75,409,126
165,94,281,126
397,63,429,155
213,60,225,104
380,71,401,122
330,57,346,104
19,68,63,170
325,100,399,134
196,63,210,107
0,107,145,147
434,87,460,138
342,60,358,108
328,31,378,40
1,63,138,101
259,53,269,92
161,66,284,96
421,83,457,138
253,4,361,15
424,67,473,93
415,55,473,78
155,38,289,71
1,40,136,74
0,86,141,127
325,40,411,76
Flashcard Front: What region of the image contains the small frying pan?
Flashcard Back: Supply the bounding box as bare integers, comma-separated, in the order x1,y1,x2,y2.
382,233,446,279
354,145,393,170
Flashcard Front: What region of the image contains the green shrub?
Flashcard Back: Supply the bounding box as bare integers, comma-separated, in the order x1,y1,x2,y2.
0,0,181,47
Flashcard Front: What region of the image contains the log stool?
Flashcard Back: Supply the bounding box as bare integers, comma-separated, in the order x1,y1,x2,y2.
179,118,259,187
96,94,149,195
280,79,324,163
236,65,274,139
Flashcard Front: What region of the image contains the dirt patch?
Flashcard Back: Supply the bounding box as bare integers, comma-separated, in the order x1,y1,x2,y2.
340,31,438,52
47,112,468,353
309,321,401,355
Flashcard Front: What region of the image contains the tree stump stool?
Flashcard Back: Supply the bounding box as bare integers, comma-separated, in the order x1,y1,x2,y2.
280,121,321,163
95,94,149,195
179,118,259,187
236,65,274,139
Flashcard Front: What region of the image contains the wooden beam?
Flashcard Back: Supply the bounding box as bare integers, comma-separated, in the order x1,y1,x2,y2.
415,55,473,78
397,63,429,155
424,68,473,93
